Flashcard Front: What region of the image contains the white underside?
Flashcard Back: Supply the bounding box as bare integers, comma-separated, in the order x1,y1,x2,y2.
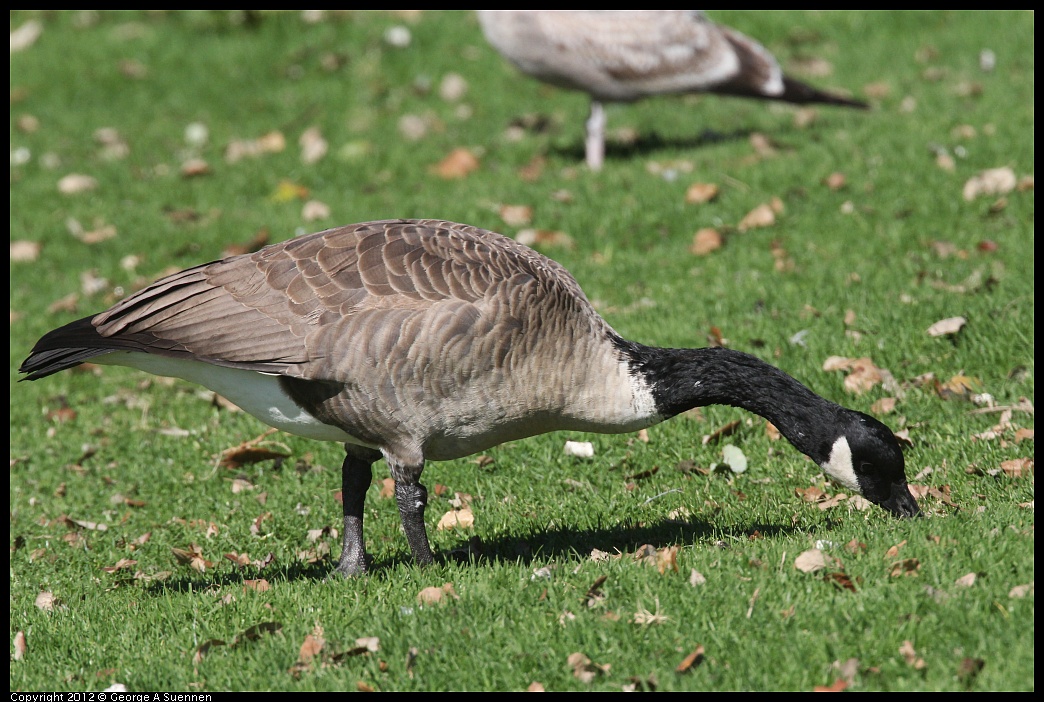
96,352,360,444
820,435,861,493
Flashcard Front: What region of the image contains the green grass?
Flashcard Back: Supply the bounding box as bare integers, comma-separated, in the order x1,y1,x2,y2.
10,10,1033,692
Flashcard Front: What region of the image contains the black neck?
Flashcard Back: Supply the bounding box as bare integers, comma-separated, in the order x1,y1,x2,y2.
614,338,847,464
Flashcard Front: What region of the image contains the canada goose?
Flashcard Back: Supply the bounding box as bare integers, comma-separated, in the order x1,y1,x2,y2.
476,10,868,170
20,219,919,576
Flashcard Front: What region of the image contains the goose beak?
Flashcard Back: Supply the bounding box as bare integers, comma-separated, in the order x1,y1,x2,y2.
879,482,921,518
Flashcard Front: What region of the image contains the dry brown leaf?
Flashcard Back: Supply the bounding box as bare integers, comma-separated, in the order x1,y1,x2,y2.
527,682,546,692
568,652,610,683
927,316,967,337
675,645,705,674
824,172,847,191
298,625,325,665
180,158,210,177
57,173,98,194
954,572,977,588
822,356,885,395
515,228,575,249
963,167,1017,200
871,397,897,415
957,657,985,683
299,126,328,164
101,558,137,573
498,204,533,226
1000,458,1033,477
436,506,474,530
685,182,719,204
795,548,827,573
656,545,679,574
218,431,290,469
13,631,27,661
34,592,59,611
417,582,458,605
889,558,921,577
434,147,479,179
10,240,40,262
737,203,776,232
796,486,827,503
814,678,850,692
172,544,213,572
302,200,331,222
702,419,740,445
899,640,926,669
690,228,723,255
1008,583,1034,598
378,478,395,498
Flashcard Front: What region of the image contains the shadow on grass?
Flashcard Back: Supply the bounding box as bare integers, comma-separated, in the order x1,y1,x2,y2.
140,515,808,593
549,127,755,166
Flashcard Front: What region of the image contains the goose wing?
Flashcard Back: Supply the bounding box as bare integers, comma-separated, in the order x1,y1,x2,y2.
21,219,596,381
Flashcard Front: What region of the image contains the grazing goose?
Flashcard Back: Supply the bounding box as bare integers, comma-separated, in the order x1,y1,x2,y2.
20,219,918,576
476,10,868,170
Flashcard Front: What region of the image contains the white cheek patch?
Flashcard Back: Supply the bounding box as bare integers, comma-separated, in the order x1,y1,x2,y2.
820,436,861,493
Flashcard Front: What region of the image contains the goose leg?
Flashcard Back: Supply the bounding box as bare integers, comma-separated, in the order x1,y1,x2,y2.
585,100,606,171
332,445,380,578
388,457,435,567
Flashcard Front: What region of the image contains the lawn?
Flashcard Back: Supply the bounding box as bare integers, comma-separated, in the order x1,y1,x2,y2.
9,11,1033,692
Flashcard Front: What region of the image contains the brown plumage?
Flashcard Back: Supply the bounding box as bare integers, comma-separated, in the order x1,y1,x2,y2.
477,10,868,170
21,219,918,577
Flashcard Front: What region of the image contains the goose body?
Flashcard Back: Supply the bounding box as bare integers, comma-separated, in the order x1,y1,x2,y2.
476,10,868,170
20,219,918,576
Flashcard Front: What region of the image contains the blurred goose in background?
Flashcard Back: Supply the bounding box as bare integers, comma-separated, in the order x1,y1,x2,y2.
477,10,867,170
20,219,917,577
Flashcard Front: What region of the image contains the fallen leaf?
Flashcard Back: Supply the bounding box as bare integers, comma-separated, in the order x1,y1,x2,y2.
963,167,1016,200
302,200,331,222
515,228,575,249
957,657,985,684
498,204,532,226
702,419,740,445
889,558,921,577
297,625,325,666
685,182,719,204
34,592,59,611
954,572,977,588
1000,458,1033,477
795,549,828,573
1008,583,1033,598
436,506,474,530
417,582,458,605
57,173,98,194
218,432,290,469
927,316,967,337
898,640,927,670
270,179,309,203
720,444,747,474
13,631,27,661
299,126,328,164
434,147,479,179
563,440,594,458
675,645,705,673
871,397,897,415
11,19,43,52
690,227,723,255
568,652,610,683
824,172,847,191
10,240,40,262
737,203,776,232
